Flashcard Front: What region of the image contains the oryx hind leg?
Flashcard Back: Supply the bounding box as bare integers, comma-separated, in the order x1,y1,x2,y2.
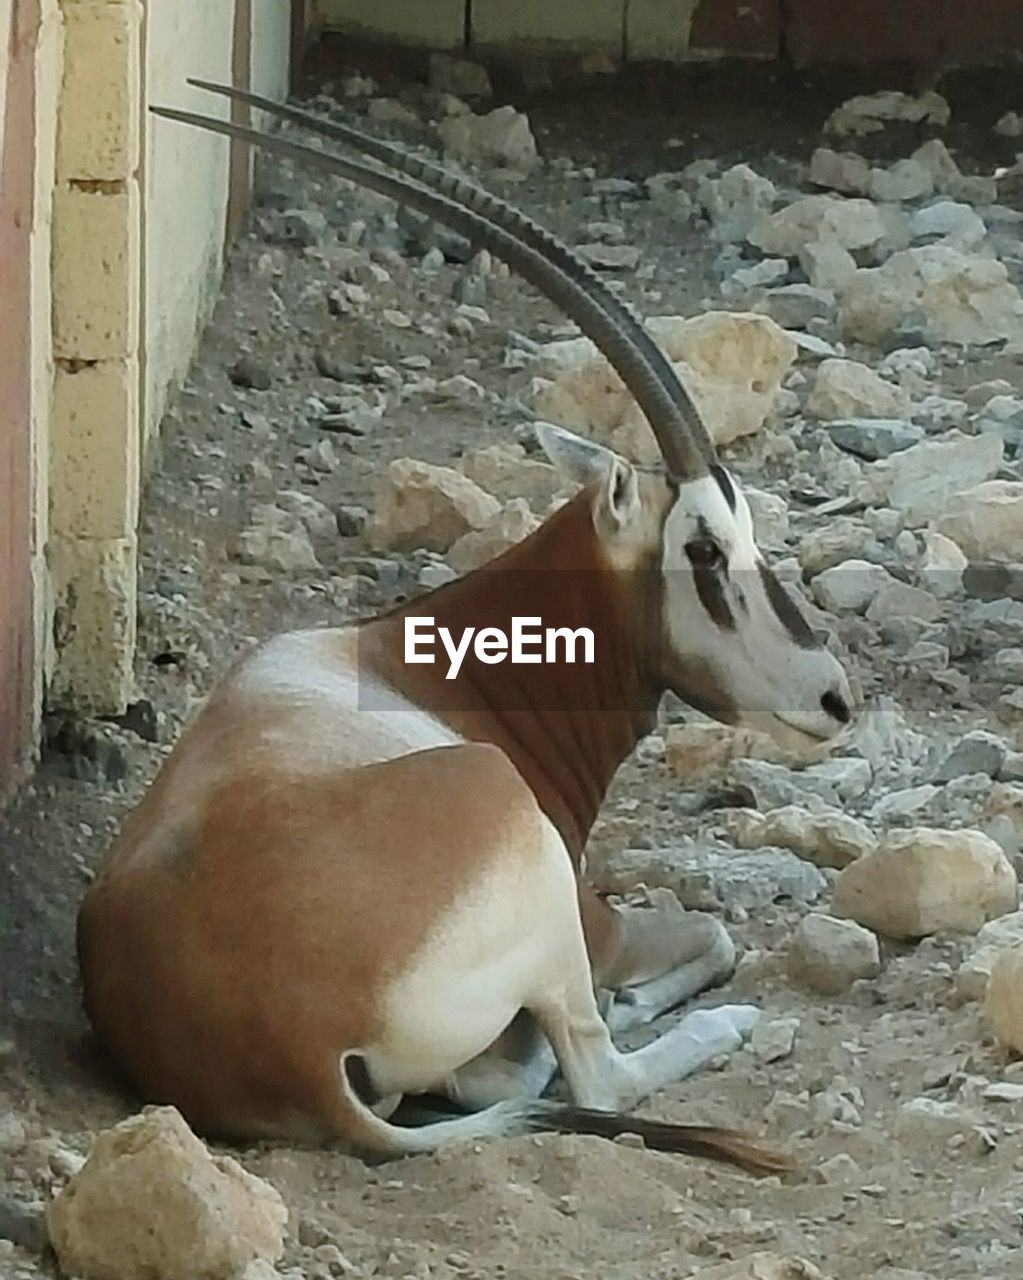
444,1009,558,1110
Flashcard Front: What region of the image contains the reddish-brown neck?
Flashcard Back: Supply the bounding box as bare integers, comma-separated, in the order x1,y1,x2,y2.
362,494,665,861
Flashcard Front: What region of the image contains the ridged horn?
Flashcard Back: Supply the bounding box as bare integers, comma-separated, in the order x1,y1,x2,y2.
151,93,712,479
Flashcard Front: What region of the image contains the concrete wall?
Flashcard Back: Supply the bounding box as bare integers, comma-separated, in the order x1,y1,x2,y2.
0,0,61,796
315,0,1023,62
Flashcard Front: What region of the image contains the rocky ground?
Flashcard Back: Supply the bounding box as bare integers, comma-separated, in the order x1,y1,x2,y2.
3,57,1023,1280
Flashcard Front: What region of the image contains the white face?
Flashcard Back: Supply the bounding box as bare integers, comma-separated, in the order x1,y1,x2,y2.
536,422,853,747
660,472,852,745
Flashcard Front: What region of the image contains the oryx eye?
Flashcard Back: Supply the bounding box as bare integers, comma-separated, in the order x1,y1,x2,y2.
685,539,724,571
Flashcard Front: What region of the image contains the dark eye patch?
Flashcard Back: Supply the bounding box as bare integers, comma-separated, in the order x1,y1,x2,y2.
685,532,735,631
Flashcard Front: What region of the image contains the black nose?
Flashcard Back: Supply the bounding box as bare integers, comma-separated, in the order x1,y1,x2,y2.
820,690,851,724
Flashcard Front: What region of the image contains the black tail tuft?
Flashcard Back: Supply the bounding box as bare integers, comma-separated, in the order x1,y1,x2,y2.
529,1103,795,1177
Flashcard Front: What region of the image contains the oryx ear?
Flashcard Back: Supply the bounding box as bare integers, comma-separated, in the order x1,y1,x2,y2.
534,421,640,536
595,453,641,536
534,421,619,486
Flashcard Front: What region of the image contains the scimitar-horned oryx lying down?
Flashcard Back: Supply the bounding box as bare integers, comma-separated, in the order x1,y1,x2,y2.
78,82,854,1175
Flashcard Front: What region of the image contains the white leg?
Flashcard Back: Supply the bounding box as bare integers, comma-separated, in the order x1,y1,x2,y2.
444,1010,558,1109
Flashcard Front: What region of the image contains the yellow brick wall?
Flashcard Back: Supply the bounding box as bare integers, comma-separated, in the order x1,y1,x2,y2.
48,0,142,713
41,0,291,717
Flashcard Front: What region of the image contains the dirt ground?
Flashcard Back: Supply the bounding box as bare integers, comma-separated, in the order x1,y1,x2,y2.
3,62,1023,1280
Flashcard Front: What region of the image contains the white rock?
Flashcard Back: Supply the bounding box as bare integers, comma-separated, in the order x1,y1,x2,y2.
910,201,987,250
799,240,858,291
953,912,1023,1003
534,312,796,459
700,163,777,243
726,804,876,869
894,1097,983,1146
865,579,941,625
808,147,871,196
787,913,880,995
868,159,934,203
438,105,538,173
807,358,908,421
912,138,962,190
743,487,789,549
46,1108,287,1280
749,195,887,257
798,518,873,575
231,505,320,573
721,258,790,299
447,498,539,571
370,458,500,553
985,947,1023,1054
825,90,950,136
832,827,1019,941
933,480,1023,563
811,559,890,614
838,245,1023,348
751,1017,801,1062
274,490,337,542
919,530,967,598
884,431,1003,526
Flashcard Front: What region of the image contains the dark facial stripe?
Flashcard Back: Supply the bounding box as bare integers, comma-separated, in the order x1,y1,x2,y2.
692,564,736,631
711,465,737,513
757,561,819,649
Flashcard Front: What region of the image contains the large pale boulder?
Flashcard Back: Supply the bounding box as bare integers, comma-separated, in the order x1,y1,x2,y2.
663,722,818,782
727,804,876,870
933,481,1023,563
953,912,1023,1004
832,828,1018,940
533,312,796,461
884,431,1003,527
985,947,1023,1055
46,1107,287,1280
699,162,777,243
788,913,881,995
370,458,500,552
838,246,1023,348
749,195,887,257
808,147,871,196
825,90,950,136
438,105,538,173
807,358,909,421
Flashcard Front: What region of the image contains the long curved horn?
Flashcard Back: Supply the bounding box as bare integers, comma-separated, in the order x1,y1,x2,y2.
151,100,711,479
186,78,720,471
